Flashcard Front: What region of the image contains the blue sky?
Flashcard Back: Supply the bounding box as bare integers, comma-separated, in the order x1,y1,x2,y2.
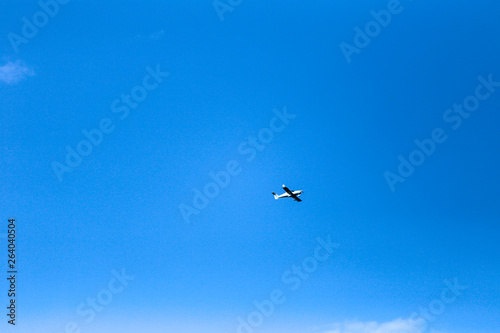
1,1,499,332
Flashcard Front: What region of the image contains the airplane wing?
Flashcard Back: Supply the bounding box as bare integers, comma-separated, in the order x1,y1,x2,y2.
283,185,302,202
282,185,294,196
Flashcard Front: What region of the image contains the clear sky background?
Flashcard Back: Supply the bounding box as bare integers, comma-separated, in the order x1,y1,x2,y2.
1,1,499,332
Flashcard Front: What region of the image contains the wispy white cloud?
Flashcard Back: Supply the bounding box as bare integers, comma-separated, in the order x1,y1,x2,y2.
0,60,35,85
319,318,446,333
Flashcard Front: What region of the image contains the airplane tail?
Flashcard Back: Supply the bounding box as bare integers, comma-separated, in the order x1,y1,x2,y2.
272,192,279,199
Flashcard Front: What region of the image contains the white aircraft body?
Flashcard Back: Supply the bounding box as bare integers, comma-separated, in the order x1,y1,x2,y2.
272,185,303,202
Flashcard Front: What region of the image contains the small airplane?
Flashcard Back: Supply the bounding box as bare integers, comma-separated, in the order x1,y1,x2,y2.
272,184,303,202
